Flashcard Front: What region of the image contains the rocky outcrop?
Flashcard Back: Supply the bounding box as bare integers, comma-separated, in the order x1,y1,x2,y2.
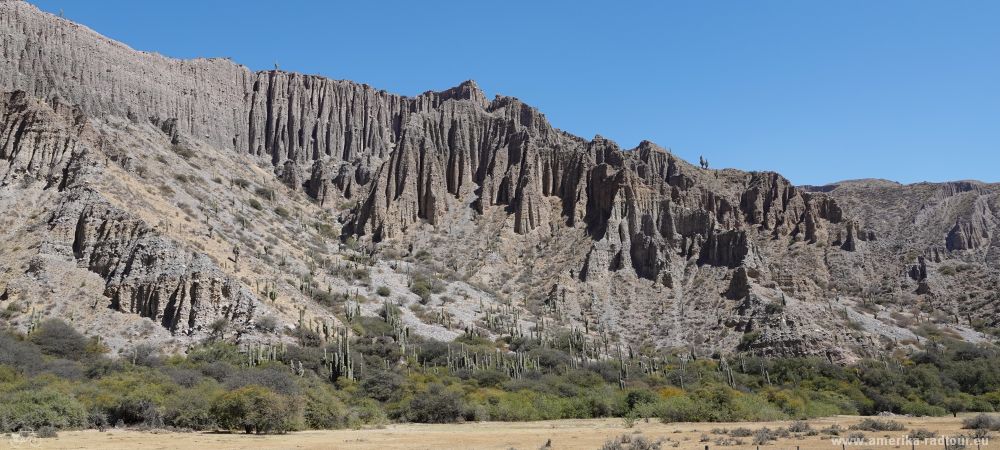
699,230,755,268
725,266,752,300
842,220,859,251
48,189,258,335
0,90,89,187
908,256,927,281
4,0,998,360
0,1,855,287
946,218,990,251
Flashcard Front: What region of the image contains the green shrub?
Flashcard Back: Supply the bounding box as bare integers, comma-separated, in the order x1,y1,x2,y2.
302,381,347,429
657,394,710,422
163,381,223,430
406,384,466,423
376,286,391,297
248,198,263,210
900,400,948,416
0,388,87,431
346,398,388,429
211,385,298,434
740,330,761,349
361,370,405,403
28,319,89,360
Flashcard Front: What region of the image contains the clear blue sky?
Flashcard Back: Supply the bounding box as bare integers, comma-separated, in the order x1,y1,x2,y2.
29,0,1000,185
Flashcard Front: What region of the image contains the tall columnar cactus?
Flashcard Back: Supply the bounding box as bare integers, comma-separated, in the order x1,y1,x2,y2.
324,328,355,382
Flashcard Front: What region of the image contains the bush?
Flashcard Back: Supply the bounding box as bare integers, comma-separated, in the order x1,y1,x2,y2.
752,428,777,445
346,398,388,429
361,370,405,403
821,424,844,436
211,385,298,434
850,418,906,431
92,370,176,426
163,382,222,430
171,144,195,159
788,420,811,432
255,315,279,333
28,319,89,360
302,381,347,429
410,275,442,304
909,428,938,439
407,384,466,423
248,198,263,210
224,366,300,396
0,333,43,373
900,399,948,416
740,331,761,349
846,431,867,443
0,388,87,432
602,434,661,450
255,187,275,200
376,286,391,297
657,387,785,423
657,395,710,422
126,344,163,367
963,414,1000,431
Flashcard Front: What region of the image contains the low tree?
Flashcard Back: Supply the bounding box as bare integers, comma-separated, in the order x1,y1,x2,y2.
407,384,466,423
211,385,297,434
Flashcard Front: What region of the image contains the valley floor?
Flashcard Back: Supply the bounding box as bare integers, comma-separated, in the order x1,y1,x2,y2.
9,415,993,450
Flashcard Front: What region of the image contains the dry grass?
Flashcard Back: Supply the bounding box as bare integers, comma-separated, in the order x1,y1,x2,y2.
15,415,996,450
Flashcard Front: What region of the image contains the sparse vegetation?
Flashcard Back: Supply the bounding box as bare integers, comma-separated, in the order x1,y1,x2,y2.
850,418,906,431
963,414,1000,431
171,144,195,159
0,318,998,435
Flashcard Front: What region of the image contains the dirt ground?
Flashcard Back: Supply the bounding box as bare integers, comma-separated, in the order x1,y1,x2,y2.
5,415,995,450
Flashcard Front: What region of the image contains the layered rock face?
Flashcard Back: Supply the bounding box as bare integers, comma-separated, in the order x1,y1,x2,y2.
0,83,259,338
49,189,257,335
0,2,846,283
1,0,997,359
0,90,88,187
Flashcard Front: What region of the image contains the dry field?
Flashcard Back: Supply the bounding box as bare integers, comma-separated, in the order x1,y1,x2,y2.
5,415,995,450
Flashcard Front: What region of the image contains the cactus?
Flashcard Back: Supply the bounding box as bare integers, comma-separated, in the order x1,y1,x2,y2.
324,328,355,381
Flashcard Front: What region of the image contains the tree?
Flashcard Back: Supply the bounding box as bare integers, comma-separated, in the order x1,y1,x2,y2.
407,384,466,423
211,385,297,434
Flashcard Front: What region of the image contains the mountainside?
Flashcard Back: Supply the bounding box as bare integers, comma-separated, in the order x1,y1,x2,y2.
0,0,997,361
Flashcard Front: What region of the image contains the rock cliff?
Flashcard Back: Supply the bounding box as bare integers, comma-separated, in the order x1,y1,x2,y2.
0,0,997,359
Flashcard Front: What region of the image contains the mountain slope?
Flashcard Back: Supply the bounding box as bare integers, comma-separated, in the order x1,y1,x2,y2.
0,0,996,361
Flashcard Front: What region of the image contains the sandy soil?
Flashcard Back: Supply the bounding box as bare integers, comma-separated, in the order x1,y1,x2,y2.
5,415,995,450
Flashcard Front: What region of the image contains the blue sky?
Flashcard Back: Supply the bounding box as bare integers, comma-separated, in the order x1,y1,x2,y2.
29,1,1000,185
